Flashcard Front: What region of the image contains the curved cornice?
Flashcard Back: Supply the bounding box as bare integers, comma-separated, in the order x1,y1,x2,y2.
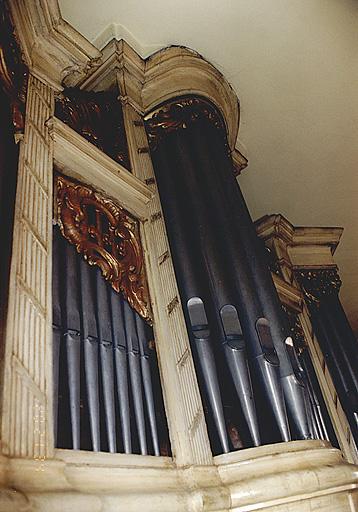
143,46,239,150
80,40,240,153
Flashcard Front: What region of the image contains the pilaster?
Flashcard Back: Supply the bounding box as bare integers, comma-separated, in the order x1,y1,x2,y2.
121,92,213,466
1,75,55,459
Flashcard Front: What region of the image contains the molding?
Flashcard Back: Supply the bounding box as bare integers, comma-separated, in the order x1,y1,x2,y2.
78,41,240,149
143,46,239,150
256,214,343,252
255,214,343,269
232,147,248,175
92,22,164,58
0,441,357,511
255,214,295,245
9,0,101,90
273,274,303,312
9,2,243,155
48,117,153,220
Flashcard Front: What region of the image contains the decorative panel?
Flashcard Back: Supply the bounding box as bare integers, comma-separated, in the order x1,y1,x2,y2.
55,173,151,322
1,75,54,458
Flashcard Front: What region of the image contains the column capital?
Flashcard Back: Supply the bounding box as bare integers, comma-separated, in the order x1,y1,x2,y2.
295,268,342,304
144,96,227,151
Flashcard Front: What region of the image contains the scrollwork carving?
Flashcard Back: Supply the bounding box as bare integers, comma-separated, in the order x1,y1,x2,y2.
145,96,228,152
295,268,341,307
55,174,151,323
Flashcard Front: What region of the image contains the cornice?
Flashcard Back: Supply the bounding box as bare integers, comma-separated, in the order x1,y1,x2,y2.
143,46,239,150
10,1,243,151
255,214,295,245
48,117,153,220
9,0,101,90
256,214,343,251
75,42,240,149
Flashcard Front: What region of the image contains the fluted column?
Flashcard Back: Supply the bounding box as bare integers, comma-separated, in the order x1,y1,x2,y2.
1,75,54,459
296,268,358,444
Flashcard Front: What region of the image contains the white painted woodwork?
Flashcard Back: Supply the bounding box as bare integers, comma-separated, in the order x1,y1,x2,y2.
1,75,54,460
48,117,153,220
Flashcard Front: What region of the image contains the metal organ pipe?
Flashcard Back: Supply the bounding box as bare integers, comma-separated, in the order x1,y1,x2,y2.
145,97,311,450
153,143,230,453
181,126,290,443
135,313,161,456
63,238,82,450
95,268,117,453
199,124,311,440
109,289,132,454
79,258,100,451
123,299,148,455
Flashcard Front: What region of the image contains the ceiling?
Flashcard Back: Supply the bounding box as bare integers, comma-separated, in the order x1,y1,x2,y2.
59,0,358,334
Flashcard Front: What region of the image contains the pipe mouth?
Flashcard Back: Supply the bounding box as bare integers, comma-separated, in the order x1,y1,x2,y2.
281,374,311,440
255,354,291,442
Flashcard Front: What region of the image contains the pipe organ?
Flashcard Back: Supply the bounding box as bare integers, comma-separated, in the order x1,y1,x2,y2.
0,1,357,509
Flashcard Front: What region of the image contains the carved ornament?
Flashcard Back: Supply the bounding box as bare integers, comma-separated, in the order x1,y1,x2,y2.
145,97,228,152
0,0,28,133
55,89,130,169
295,268,341,306
55,174,151,323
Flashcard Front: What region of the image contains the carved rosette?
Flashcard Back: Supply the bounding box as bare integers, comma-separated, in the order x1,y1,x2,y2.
0,0,28,133
295,268,342,308
55,174,151,323
145,96,228,152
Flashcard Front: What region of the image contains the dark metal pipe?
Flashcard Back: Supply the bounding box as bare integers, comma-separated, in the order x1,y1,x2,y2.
195,124,309,440
183,125,290,441
63,240,82,449
95,269,117,453
300,348,337,445
172,134,260,446
52,326,61,445
136,313,160,456
123,299,148,455
152,140,230,452
109,289,132,454
79,258,100,452
310,309,358,441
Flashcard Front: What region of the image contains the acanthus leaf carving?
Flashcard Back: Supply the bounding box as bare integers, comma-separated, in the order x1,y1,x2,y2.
144,96,228,152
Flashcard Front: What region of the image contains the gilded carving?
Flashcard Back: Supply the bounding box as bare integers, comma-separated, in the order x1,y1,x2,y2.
55,174,151,323
55,89,130,169
145,97,227,152
295,268,342,306
0,0,28,133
